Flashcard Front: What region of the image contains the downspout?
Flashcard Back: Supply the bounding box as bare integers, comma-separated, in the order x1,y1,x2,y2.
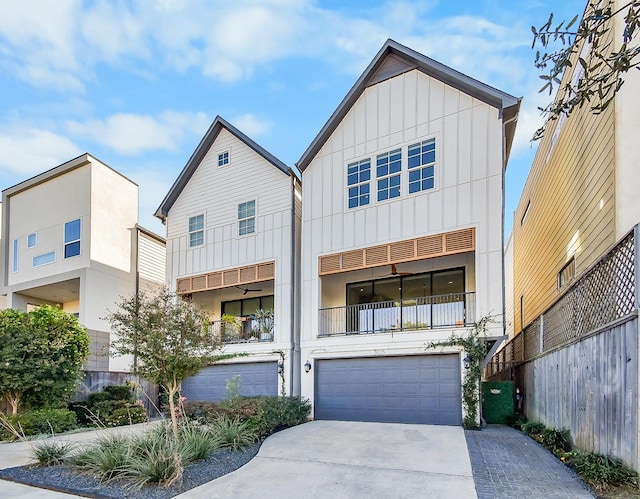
289,174,297,396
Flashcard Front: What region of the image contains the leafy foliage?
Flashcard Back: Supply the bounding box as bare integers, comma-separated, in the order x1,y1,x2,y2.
564,451,638,491
105,288,228,438
0,409,78,441
0,306,90,414
532,1,640,139
69,384,148,427
426,315,492,428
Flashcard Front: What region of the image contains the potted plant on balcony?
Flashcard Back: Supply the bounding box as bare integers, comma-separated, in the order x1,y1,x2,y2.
220,313,242,341
254,308,274,341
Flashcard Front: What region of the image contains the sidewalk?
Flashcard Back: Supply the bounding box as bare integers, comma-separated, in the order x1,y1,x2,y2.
466,425,594,498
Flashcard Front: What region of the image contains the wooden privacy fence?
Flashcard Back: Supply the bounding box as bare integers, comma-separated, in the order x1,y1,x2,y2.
486,226,639,470
486,227,637,376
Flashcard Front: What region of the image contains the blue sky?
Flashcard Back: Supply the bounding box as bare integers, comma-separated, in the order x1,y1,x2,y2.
0,0,585,236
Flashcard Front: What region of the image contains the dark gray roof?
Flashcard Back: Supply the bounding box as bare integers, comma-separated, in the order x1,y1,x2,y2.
297,39,521,172
155,115,293,220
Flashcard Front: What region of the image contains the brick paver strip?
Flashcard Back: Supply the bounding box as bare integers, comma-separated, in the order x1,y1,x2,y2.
465,425,594,498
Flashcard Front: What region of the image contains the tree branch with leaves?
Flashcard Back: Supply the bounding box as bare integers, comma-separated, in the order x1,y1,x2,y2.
532,0,640,140
106,288,231,438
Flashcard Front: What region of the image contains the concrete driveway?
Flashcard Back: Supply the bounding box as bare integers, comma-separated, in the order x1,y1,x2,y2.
178,420,477,499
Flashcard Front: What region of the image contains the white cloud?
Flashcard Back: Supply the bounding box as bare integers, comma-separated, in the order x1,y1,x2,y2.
0,128,80,175
231,114,272,137
67,111,211,155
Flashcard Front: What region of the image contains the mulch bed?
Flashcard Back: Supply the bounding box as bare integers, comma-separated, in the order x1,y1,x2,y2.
0,442,260,498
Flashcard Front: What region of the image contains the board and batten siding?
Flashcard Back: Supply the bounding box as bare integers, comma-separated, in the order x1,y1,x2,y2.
301,68,505,339
166,127,294,285
511,30,616,335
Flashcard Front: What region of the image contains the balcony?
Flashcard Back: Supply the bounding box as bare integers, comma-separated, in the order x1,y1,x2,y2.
210,316,274,344
318,292,475,337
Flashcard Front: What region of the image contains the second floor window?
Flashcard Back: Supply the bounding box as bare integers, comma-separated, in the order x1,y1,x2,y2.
408,139,435,193
27,233,37,248
64,219,81,258
377,149,401,201
218,151,229,167
189,214,205,247
238,200,256,235
347,159,371,208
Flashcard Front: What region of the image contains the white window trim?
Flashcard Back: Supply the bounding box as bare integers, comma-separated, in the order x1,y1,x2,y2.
12,239,18,273
217,148,231,168
27,233,37,249
238,199,257,237
33,251,57,268
343,134,440,211
406,138,436,196
63,218,82,259
345,158,372,211
188,213,205,248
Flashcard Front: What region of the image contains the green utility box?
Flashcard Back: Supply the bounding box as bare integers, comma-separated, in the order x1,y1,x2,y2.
482,381,514,424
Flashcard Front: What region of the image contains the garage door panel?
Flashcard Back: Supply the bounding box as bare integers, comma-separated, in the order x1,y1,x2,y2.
182,362,277,401
315,355,461,425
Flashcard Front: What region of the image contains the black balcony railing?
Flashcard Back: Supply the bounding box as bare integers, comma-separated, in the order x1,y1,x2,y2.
210,317,274,344
318,292,475,337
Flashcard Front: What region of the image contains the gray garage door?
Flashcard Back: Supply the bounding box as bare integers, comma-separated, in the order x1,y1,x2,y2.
315,355,461,425
182,362,277,401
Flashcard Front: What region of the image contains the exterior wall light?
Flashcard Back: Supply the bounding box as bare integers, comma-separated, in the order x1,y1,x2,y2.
463,355,471,369
277,361,284,374
304,360,312,373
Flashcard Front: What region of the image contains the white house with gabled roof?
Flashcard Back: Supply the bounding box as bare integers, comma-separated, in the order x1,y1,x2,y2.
155,116,302,399
296,39,520,425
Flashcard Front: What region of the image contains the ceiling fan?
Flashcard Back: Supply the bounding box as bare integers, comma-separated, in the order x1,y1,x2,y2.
380,264,413,277
235,285,263,295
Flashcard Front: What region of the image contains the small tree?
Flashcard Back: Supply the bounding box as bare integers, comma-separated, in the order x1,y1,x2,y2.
106,288,226,438
0,306,90,414
532,0,640,139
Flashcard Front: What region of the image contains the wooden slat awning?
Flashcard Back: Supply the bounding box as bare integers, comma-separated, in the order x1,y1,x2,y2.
318,228,475,276
177,261,275,295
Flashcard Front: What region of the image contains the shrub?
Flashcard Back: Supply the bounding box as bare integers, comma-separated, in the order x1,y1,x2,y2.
565,451,638,491
0,409,77,441
31,440,75,466
101,405,148,427
255,396,311,436
103,385,135,401
70,384,147,428
207,416,257,451
541,427,571,453
521,421,546,436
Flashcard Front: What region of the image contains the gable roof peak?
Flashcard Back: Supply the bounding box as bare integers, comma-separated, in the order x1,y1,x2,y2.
155,115,293,221
296,39,521,172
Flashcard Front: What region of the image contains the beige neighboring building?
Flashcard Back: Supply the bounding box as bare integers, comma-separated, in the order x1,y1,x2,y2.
1,153,166,373
510,0,640,336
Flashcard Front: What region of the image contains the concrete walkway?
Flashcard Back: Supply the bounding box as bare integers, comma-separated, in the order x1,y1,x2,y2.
466,425,594,498
0,421,156,498
0,421,597,498
177,420,476,498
